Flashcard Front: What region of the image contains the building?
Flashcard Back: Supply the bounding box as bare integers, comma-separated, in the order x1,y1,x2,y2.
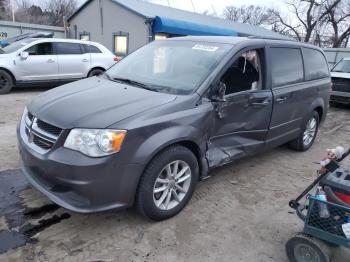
67,0,287,59
0,20,65,41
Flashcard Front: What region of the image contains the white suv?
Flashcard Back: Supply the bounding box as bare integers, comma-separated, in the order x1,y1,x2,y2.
0,38,117,94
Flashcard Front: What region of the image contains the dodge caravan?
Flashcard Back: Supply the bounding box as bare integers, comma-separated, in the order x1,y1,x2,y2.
18,36,331,220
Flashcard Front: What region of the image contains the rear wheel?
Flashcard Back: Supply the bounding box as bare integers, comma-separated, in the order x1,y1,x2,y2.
88,68,104,77
286,233,331,262
0,70,14,94
136,145,199,221
289,111,319,152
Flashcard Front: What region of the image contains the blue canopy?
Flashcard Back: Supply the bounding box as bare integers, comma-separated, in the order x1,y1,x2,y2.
152,16,237,36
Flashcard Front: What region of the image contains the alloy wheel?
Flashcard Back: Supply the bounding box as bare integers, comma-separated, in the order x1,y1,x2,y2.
303,117,317,147
153,160,192,210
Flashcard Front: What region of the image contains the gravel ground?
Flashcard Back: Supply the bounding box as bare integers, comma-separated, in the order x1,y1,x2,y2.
0,88,350,262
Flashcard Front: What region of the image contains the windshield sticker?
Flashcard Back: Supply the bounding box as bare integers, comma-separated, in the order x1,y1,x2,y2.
192,44,219,52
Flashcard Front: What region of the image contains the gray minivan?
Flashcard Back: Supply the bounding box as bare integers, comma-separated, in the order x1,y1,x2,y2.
18,36,331,221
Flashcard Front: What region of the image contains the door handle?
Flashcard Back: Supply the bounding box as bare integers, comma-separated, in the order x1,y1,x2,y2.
251,100,270,106
47,59,55,63
82,58,89,62
276,97,287,103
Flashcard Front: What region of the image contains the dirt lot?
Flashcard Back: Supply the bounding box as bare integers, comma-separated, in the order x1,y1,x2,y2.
0,89,350,262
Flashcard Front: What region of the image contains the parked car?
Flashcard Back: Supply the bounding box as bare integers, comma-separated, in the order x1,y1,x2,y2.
330,58,350,105
0,38,117,94
324,48,350,68
0,31,54,48
18,36,331,221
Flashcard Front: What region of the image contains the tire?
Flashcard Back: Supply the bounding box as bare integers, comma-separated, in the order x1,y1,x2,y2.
0,70,14,94
286,233,331,262
136,145,199,221
87,68,104,78
289,111,319,152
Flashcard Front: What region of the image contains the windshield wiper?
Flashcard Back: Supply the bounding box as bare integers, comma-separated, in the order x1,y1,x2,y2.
112,77,158,91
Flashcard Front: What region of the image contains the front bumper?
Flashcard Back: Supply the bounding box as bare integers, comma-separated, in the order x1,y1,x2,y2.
17,125,144,213
330,91,350,104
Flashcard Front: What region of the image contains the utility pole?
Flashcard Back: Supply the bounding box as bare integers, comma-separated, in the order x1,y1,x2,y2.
190,0,196,12
11,0,15,22
313,0,324,46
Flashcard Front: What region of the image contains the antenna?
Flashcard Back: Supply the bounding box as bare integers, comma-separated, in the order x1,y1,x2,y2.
166,0,171,7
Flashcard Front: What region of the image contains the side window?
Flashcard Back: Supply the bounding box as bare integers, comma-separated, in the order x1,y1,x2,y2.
55,42,82,55
270,47,303,87
25,42,53,55
85,45,102,54
303,48,329,80
221,49,262,96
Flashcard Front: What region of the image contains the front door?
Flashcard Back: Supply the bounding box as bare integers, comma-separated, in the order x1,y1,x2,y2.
16,41,58,82
54,42,91,80
207,47,273,167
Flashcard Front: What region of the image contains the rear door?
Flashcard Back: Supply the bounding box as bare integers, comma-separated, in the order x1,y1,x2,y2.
207,46,273,167
16,41,58,81
54,42,91,80
266,46,308,147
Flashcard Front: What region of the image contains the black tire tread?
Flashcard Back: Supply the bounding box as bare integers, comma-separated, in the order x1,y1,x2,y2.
286,232,331,262
136,145,198,221
0,70,14,95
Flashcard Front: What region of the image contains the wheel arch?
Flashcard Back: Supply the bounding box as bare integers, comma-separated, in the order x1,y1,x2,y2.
308,97,325,123
87,66,106,77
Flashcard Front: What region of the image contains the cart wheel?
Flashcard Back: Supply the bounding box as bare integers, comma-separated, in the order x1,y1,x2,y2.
286,233,331,262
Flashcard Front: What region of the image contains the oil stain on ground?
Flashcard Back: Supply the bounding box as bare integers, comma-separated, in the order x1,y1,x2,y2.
0,169,71,255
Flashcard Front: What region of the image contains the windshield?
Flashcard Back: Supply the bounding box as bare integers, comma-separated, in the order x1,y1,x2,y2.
332,60,350,73
2,39,36,54
105,40,232,94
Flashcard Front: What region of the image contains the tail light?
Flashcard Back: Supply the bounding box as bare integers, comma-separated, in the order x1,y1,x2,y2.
329,81,333,95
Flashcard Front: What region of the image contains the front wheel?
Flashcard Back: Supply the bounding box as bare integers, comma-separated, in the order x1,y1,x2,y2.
0,70,14,94
286,233,331,262
87,68,104,78
136,145,199,221
289,111,319,152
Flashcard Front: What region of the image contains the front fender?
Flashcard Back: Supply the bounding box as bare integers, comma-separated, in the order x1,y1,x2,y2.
130,125,207,165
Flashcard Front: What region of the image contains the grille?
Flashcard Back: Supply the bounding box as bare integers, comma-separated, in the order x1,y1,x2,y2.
23,111,62,152
332,77,350,93
37,119,62,136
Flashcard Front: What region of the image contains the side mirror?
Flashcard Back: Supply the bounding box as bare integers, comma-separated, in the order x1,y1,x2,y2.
20,51,29,60
211,81,226,102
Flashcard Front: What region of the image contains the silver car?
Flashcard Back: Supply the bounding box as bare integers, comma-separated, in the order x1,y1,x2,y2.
0,38,117,94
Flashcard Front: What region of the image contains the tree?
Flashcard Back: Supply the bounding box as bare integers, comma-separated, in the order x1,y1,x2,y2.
44,0,77,26
223,5,271,26
0,0,11,20
325,0,350,47
14,0,51,25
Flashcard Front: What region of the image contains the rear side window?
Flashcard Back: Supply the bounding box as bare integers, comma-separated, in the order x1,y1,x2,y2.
55,42,82,55
82,44,102,54
303,48,329,80
270,47,304,87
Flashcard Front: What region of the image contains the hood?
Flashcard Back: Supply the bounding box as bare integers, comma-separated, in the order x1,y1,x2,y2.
331,72,350,79
28,77,177,129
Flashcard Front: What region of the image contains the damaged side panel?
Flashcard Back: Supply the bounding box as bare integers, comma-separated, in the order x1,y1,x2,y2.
206,90,273,168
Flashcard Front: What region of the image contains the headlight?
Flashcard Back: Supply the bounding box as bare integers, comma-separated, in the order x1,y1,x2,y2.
64,129,127,157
